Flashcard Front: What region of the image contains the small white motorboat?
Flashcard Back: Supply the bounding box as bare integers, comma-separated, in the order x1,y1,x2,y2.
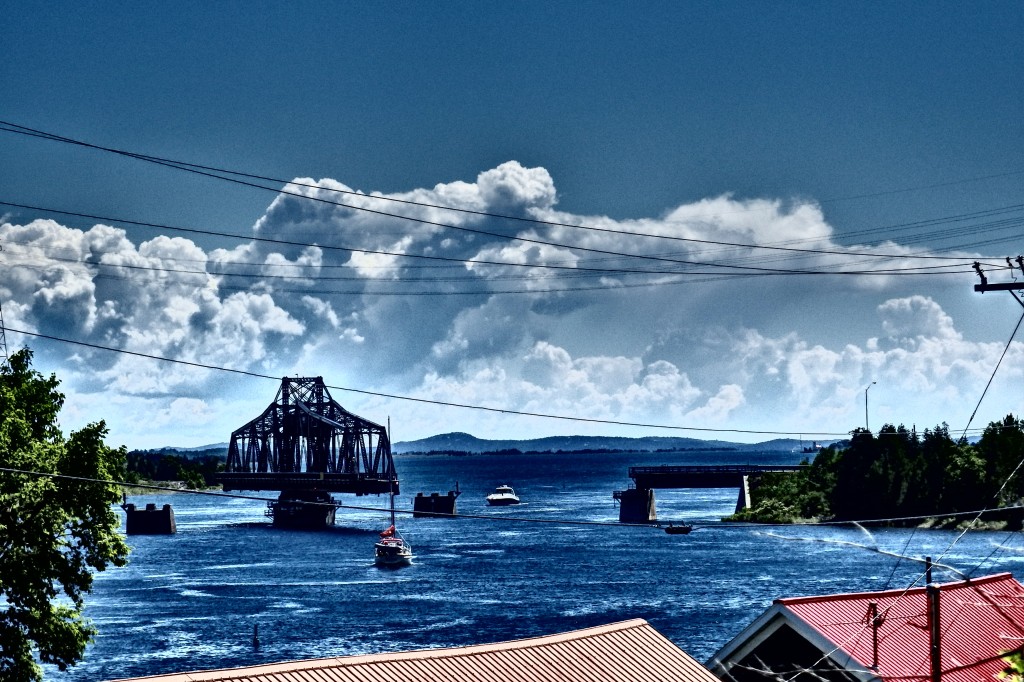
486,484,521,506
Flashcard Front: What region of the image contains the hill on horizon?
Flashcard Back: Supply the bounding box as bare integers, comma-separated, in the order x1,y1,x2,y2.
392,432,837,454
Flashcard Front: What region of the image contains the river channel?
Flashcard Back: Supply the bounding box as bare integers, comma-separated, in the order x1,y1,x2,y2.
51,450,1024,680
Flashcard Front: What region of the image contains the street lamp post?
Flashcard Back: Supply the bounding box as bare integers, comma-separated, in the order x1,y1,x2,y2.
865,381,876,431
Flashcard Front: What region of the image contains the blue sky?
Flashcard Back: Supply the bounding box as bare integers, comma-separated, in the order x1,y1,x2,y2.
1,2,1022,448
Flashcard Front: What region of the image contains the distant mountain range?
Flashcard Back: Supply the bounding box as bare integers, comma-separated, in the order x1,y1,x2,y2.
391,432,840,454
142,433,842,458
158,443,230,453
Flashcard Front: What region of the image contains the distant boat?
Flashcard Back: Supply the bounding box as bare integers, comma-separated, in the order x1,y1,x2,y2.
486,484,521,506
664,522,692,535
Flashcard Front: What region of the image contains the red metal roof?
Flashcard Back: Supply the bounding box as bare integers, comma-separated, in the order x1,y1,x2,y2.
777,572,1024,682
108,618,720,682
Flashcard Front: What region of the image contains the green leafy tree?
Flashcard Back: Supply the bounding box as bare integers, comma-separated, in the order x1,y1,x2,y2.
0,349,129,681
730,416,1023,525
832,424,932,520
1000,649,1024,681
977,414,1024,504
735,470,803,523
176,465,206,490
833,428,884,520
941,441,988,513
743,454,835,522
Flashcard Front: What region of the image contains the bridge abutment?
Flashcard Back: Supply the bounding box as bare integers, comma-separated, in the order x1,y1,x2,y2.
735,475,752,513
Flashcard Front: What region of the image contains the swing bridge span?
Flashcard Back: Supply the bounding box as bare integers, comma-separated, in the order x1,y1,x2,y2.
217,376,397,527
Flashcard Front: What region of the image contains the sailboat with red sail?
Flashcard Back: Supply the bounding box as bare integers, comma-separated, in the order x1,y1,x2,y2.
374,516,412,567
374,454,412,566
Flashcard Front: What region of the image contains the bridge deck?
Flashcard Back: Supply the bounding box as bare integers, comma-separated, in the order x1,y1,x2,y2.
628,464,806,489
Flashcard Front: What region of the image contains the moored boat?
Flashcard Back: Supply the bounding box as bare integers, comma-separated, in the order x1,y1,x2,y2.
486,484,521,506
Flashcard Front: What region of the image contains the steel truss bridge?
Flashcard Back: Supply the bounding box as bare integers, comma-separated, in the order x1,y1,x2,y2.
219,376,397,496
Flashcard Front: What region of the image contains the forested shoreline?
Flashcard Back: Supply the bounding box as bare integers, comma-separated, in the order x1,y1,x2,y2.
730,415,1024,528
124,449,225,489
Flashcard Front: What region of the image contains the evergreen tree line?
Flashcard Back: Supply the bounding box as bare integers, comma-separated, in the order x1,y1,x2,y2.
124,450,225,489
733,415,1024,524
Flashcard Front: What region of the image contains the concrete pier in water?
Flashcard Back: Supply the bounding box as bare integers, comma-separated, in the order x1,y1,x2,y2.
412,485,461,518
614,488,657,523
123,503,176,534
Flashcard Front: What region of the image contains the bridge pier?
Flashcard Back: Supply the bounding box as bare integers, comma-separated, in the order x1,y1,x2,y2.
266,490,337,528
412,489,460,518
122,502,176,534
616,488,656,523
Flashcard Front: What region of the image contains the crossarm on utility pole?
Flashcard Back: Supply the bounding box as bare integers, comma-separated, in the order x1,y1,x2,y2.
974,282,1024,292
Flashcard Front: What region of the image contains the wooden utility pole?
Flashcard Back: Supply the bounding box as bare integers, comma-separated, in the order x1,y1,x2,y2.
974,258,1024,305
927,583,942,682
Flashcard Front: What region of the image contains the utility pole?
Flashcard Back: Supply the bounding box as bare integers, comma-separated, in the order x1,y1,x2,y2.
927,582,942,682
864,381,876,431
973,259,1024,309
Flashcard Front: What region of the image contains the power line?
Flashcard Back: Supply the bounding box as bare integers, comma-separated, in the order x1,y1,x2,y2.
0,250,979,306
0,200,846,277
0,200,992,281
0,259,775,297
2,118,1020,261
0,120,1016,270
757,530,967,578
2,325,855,437
666,206,1024,259
941,449,1024,573
816,169,1024,204
5,151,866,276
970,529,1024,578
882,525,919,590
0,466,658,529
0,225,984,278
3,465,1021,534
780,317,1024,678
0,325,996,437
775,428,1024,680
959,307,1024,442
739,505,1024,528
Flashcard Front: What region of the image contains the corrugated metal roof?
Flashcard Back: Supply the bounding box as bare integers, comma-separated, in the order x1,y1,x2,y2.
108,618,719,682
777,572,1024,682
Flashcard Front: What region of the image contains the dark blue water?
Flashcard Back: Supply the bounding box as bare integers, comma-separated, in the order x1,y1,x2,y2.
53,450,1023,680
